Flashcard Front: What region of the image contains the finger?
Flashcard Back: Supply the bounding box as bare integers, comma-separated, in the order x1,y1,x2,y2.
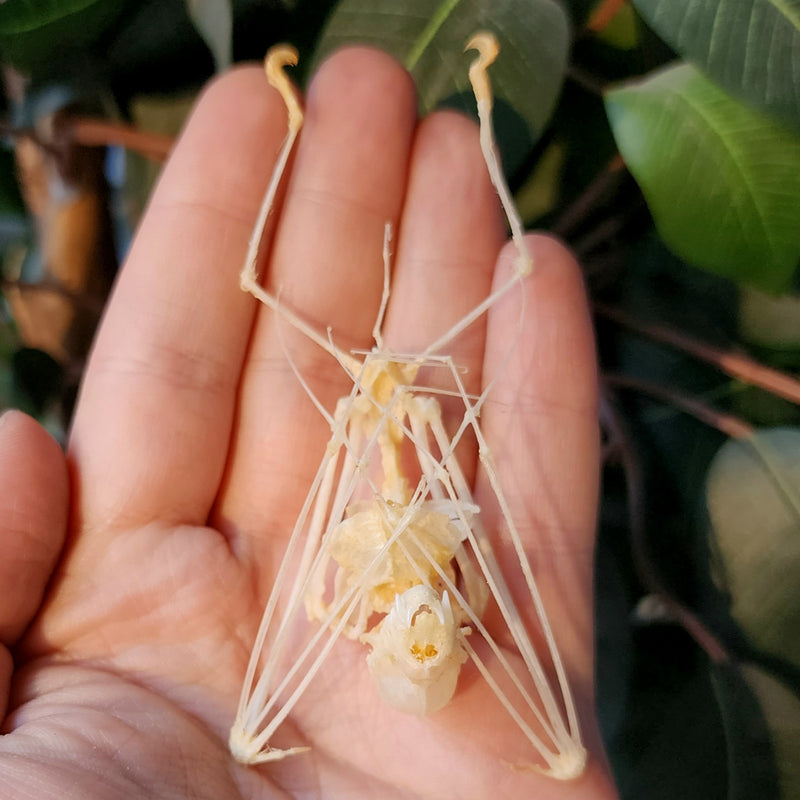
382,110,505,484
383,110,504,362
478,234,600,686
215,48,417,556
0,411,68,718
70,65,290,532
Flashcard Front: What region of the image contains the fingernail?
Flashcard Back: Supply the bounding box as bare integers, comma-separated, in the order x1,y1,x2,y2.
0,408,21,433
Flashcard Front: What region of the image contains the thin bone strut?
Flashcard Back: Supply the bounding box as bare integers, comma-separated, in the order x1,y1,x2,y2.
372,222,392,349
239,46,361,376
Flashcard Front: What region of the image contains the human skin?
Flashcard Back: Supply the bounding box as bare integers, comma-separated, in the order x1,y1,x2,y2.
0,47,618,799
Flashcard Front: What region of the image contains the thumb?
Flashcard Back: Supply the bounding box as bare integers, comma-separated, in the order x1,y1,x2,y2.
0,410,68,722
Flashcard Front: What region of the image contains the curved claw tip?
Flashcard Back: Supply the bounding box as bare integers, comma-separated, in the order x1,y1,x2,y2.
263,43,304,131
464,31,499,63
265,43,299,72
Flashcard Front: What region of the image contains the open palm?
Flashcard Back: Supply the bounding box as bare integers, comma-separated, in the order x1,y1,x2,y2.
0,47,617,799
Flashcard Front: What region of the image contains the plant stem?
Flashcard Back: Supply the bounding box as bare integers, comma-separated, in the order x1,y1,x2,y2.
1,116,173,163
600,391,731,664
553,154,625,238
1,278,105,316
404,0,462,70
604,373,754,439
596,303,800,406
64,117,173,162
587,0,627,32
565,65,606,97
572,212,628,257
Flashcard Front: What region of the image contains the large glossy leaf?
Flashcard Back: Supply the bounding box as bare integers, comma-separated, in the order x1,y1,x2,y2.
705,427,800,667
740,287,800,352
0,0,106,32
633,0,800,131
605,63,800,293
741,665,800,799
710,661,779,799
0,0,129,68
712,662,800,800
312,0,570,175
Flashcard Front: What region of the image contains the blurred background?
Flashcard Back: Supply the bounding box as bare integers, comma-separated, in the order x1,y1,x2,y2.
1,1,798,797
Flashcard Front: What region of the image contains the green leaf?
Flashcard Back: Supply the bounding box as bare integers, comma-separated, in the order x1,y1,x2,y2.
711,661,779,800
742,665,800,800
605,63,800,293
706,427,800,667
735,288,800,425
633,0,800,131
0,0,105,32
0,0,129,68
740,287,800,352
597,3,640,50
186,0,232,73
712,662,800,800
514,140,565,223
312,0,570,175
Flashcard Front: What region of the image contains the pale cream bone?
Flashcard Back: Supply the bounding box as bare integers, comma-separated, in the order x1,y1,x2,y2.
229,33,587,780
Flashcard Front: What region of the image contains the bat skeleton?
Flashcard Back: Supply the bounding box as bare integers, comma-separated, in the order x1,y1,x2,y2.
229,33,587,781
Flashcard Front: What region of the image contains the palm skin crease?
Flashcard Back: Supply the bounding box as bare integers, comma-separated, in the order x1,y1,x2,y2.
0,46,618,800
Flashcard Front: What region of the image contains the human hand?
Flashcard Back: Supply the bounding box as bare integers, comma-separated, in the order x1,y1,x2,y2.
0,47,617,799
